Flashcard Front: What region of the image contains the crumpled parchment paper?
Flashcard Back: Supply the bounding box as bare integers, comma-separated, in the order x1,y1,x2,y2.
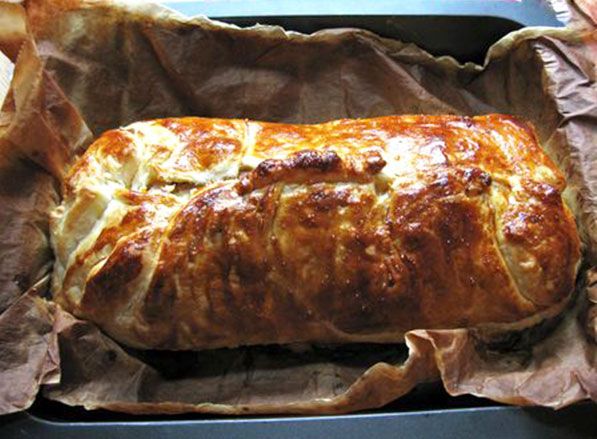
0,0,594,415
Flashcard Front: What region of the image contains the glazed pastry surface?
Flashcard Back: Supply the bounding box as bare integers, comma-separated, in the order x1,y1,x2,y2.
50,115,581,350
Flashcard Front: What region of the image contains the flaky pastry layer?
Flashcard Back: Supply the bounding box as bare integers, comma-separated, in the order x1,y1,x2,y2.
50,115,581,350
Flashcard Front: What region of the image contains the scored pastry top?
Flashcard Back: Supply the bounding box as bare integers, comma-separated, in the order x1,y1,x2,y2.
50,114,581,350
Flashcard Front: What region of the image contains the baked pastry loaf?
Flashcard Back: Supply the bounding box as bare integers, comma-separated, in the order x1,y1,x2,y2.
50,115,581,350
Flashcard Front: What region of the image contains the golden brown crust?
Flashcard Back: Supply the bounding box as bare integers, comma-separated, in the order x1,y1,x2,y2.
50,114,581,350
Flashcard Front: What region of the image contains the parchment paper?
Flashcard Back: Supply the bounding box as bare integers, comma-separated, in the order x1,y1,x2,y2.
0,0,594,415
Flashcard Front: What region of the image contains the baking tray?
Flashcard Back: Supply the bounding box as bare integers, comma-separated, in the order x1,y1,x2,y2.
0,388,595,438
3,1,594,438
162,0,564,63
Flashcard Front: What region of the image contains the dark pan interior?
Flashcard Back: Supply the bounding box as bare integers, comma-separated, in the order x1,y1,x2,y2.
216,15,522,64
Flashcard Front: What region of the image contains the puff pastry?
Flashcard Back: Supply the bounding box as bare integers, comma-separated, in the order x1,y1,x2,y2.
50,115,581,350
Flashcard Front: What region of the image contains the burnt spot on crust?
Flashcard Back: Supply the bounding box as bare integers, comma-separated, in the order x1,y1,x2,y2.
531,182,561,205
283,150,342,172
365,153,387,174
418,167,493,199
464,167,492,196
463,116,474,128
246,150,342,191
305,186,352,213
237,149,386,195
